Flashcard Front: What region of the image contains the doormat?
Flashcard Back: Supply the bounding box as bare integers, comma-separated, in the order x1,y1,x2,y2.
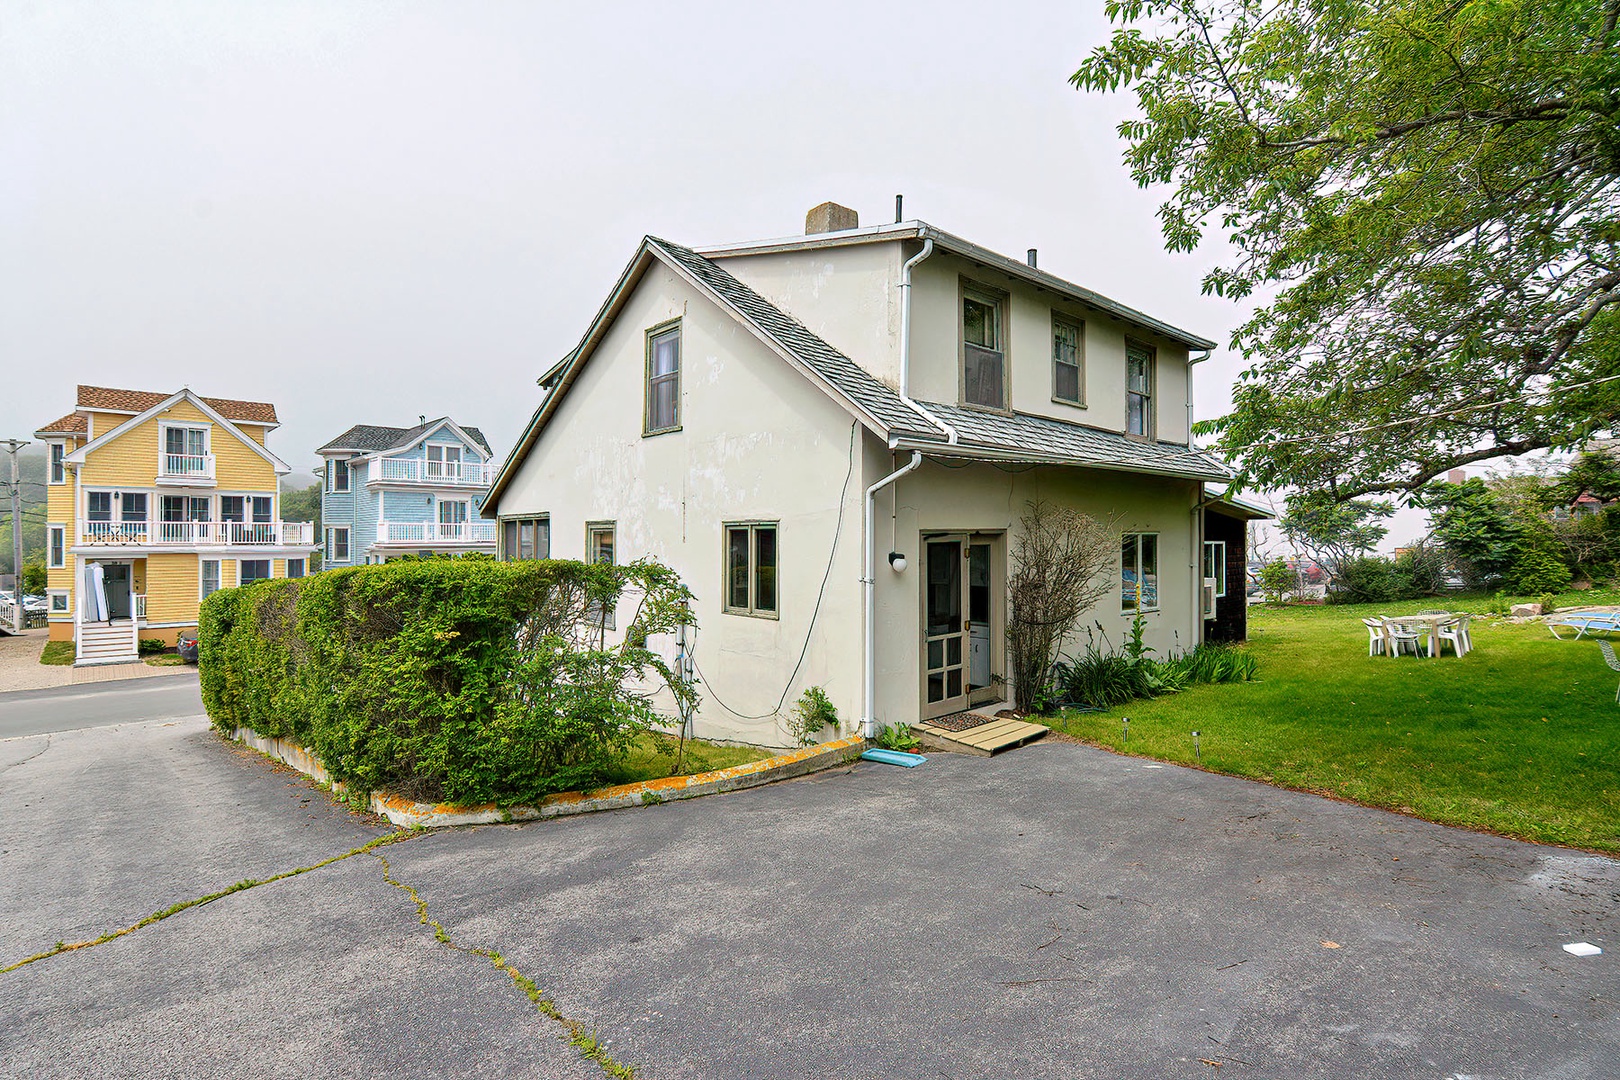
926,711,994,733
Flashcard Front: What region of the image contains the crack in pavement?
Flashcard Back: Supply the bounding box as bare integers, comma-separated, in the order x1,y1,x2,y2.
0,733,52,775
372,850,639,1080
0,830,420,975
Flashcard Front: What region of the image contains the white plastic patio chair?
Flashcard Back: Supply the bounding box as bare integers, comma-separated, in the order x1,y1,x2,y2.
1362,618,1388,657
1383,618,1425,658
1436,616,1470,657
1599,640,1620,703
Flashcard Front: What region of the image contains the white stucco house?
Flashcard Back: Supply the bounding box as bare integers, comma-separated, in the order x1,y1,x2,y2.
485,203,1245,745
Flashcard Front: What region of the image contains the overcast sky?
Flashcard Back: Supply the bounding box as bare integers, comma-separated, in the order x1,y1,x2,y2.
6,2,1369,537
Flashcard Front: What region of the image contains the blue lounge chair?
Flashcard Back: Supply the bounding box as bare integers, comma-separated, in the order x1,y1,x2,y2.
1550,612,1620,640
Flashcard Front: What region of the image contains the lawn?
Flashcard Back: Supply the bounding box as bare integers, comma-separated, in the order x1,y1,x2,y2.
39,640,74,665
1047,591,1620,853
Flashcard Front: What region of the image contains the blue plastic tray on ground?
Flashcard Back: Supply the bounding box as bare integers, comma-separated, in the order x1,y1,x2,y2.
860,748,927,768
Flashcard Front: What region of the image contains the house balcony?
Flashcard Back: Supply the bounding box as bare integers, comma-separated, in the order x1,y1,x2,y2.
376,521,498,546
156,452,217,486
78,521,316,548
367,458,493,487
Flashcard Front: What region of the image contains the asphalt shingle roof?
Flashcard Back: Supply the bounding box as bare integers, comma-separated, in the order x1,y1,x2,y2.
917,400,1233,481
317,421,491,456
76,385,279,424
648,238,946,439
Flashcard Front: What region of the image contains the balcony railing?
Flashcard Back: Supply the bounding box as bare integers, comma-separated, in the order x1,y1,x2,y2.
378,521,498,545
370,457,493,486
79,521,315,547
157,452,216,482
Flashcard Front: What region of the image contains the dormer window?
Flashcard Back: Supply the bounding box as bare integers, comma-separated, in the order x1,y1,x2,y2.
1126,340,1155,437
962,288,1006,411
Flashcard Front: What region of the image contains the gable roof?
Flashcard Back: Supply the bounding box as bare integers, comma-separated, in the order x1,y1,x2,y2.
696,220,1219,353
76,385,279,425
488,236,949,513
488,235,1230,515
317,419,492,456
63,389,292,475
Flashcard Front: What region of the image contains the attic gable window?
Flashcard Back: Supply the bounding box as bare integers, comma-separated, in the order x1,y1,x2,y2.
962,288,1006,411
645,323,681,435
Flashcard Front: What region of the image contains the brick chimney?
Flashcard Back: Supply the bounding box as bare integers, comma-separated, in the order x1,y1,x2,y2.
805,202,858,235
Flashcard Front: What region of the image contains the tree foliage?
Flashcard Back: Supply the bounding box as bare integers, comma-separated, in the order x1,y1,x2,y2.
1277,492,1392,574
1074,0,1620,498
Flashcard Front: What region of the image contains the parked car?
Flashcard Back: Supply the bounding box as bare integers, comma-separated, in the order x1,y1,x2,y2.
177,631,199,664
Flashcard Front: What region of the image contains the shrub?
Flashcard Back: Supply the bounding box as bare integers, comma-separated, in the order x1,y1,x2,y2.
1258,558,1294,603
1005,501,1117,713
1048,628,1256,711
199,558,696,804
138,637,169,655
786,686,839,746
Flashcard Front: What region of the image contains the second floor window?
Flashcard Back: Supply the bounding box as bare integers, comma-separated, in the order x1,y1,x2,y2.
1053,315,1084,405
329,460,350,493
427,444,462,478
87,492,113,522
220,496,245,523
1127,341,1154,437
646,323,681,434
327,526,350,562
164,426,207,472
962,290,1005,410
49,443,64,485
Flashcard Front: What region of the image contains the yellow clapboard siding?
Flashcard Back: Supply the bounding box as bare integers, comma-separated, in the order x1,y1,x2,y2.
145,554,201,624
77,397,279,492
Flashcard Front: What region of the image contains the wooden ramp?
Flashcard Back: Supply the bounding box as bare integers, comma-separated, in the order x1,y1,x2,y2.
914,712,1048,756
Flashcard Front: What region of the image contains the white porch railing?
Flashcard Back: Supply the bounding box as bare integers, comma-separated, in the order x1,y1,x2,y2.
0,595,18,634
157,452,216,481
371,457,493,486
134,594,146,620
378,521,498,544
80,520,315,547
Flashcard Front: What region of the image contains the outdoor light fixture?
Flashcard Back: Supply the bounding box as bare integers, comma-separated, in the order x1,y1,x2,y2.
888,551,907,572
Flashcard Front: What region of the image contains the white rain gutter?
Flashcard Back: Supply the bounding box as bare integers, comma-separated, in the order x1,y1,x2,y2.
862,450,922,737
898,236,958,445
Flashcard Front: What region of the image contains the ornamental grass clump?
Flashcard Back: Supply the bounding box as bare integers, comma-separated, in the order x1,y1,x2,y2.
199,556,697,805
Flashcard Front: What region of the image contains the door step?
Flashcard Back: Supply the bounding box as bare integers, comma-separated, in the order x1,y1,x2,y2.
913,714,1048,756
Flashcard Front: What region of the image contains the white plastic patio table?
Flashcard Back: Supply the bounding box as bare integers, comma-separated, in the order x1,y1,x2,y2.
1382,615,1459,658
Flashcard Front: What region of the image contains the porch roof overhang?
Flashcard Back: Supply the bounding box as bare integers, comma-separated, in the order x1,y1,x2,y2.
890,402,1234,483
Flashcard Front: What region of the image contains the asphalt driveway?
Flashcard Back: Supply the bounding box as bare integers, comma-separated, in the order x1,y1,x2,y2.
2,716,1617,1079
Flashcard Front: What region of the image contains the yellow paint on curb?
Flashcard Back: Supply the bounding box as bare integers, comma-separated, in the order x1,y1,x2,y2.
231,729,868,828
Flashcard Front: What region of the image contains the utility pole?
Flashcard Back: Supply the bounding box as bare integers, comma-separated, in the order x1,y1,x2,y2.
2,439,27,631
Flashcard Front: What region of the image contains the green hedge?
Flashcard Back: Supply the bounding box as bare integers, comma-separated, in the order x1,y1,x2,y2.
199,556,694,805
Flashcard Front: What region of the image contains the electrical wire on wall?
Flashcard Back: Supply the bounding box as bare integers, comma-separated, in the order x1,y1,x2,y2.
690,420,858,729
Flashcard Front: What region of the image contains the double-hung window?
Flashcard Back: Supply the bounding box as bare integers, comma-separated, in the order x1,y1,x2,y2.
1126,340,1155,437
48,443,64,485
329,460,350,493
326,526,350,563
1052,315,1084,405
646,323,681,434
1121,533,1160,613
200,559,222,599
587,523,616,630
48,525,65,569
502,517,550,560
1203,541,1227,598
724,522,778,618
962,289,1006,410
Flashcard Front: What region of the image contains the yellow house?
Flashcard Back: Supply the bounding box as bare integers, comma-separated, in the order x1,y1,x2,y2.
34,385,318,665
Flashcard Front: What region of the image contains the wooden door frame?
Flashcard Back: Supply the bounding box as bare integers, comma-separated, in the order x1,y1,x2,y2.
919,531,1006,719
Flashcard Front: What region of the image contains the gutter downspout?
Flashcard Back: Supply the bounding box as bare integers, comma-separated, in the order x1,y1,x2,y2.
898,236,958,445
862,450,922,737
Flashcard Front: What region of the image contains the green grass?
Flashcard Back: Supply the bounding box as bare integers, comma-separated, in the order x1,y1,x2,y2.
1048,596,1620,853
598,733,772,787
144,654,188,667
38,641,74,665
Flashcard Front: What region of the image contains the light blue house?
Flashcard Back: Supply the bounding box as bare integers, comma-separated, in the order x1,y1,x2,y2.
315,418,497,565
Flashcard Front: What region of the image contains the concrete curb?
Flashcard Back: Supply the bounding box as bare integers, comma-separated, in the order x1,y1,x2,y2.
230,728,868,828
